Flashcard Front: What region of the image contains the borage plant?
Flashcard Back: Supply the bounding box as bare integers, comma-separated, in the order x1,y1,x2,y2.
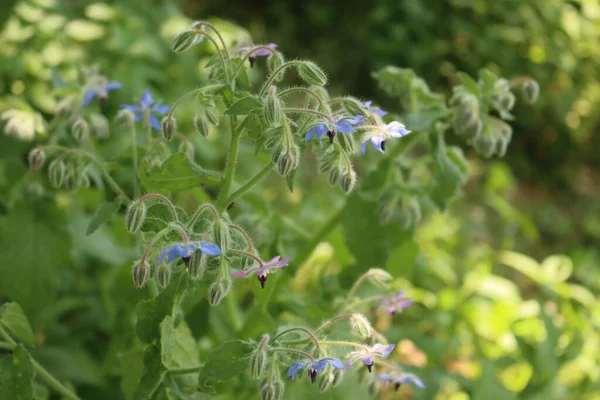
8,20,538,400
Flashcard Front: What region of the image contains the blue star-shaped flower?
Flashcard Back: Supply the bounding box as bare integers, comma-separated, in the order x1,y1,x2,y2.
305,115,363,144
287,358,344,383
121,90,170,130
158,241,222,265
82,82,122,107
377,373,425,390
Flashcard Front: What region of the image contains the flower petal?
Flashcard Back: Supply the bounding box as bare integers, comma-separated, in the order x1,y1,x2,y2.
199,242,223,256
373,109,388,118
105,82,123,91
82,90,97,107
399,375,425,388
312,359,329,372
329,358,345,370
231,271,247,278
121,104,140,112
158,248,168,264
378,344,395,357
152,104,170,114
335,120,356,134
361,356,373,366
363,100,373,108
276,256,290,268
287,362,305,381
360,140,368,155
149,114,161,131
140,90,154,108
305,124,327,142
370,136,385,152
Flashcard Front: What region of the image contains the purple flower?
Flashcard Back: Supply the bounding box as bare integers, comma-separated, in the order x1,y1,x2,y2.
377,373,425,391
287,358,344,383
305,115,363,144
232,255,290,288
82,81,122,107
363,101,388,118
376,291,413,315
121,90,170,131
360,121,410,154
346,343,395,373
248,43,277,67
158,241,222,265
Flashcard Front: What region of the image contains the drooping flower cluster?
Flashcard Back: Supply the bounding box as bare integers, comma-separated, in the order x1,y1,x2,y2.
287,358,345,382
158,241,222,265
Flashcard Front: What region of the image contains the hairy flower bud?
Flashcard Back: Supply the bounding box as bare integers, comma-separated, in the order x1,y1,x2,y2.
77,169,91,188
194,115,209,137
156,261,172,288
261,368,284,400
48,159,66,189
297,61,328,86
125,201,147,234
132,259,151,289
71,118,89,141
331,368,344,387
328,168,340,186
268,52,286,80
343,98,368,116
264,88,282,126
250,336,269,379
171,30,198,52
350,314,372,339
522,80,539,104
336,131,355,153
208,269,232,306
161,116,177,141
28,148,46,172
64,165,79,192
188,250,206,281
318,371,334,393
341,169,357,194
212,219,230,253
366,268,393,289
178,140,195,159
276,151,295,176
204,108,220,126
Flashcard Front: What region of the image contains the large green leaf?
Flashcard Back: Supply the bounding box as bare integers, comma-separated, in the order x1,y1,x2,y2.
134,345,166,400
199,340,253,382
139,152,220,192
0,203,71,313
119,349,145,400
160,316,200,393
0,302,34,345
224,96,262,116
0,345,34,400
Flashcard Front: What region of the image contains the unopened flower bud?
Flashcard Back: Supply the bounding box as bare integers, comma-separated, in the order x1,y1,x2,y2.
28,148,46,172
276,151,295,176
194,115,209,137
156,261,172,288
71,118,89,141
341,169,357,194
350,314,372,339
211,219,230,253
328,168,340,186
64,165,79,191
171,30,198,52
261,368,284,400
250,337,269,379
297,61,328,86
268,52,286,81
116,108,136,124
48,159,66,189
343,98,368,116
132,259,151,289
318,370,334,392
188,250,206,281
522,80,539,104
77,169,91,188
178,140,195,159
125,200,147,234
208,271,232,306
204,108,220,125
336,131,355,153
331,368,344,387
264,88,282,126
366,268,393,289
161,116,177,141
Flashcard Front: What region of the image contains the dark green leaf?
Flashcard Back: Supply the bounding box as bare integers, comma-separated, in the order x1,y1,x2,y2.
0,302,34,345
139,153,221,192
0,345,34,400
224,96,262,116
86,199,122,235
133,345,166,400
119,349,145,400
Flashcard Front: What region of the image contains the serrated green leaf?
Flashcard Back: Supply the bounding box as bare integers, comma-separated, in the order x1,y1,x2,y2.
139,152,221,192
86,199,122,235
0,302,34,345
224,96,262,116
0,345,34,400
133,345,166,400
199,340,253,382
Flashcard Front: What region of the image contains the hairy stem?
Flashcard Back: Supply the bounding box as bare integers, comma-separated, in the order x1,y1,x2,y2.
216,117,242,212
226,162,273,204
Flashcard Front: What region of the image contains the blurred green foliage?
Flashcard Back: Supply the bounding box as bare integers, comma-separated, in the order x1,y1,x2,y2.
0,1,598,400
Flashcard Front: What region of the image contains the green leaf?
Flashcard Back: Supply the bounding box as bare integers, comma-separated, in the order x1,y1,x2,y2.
199,340,253,382
0,203,71,313
118,349,145,400
139,152,221,192
285,168,296,192
0,302,34,345
457,72,480,96
224,96,262,116
134,345,166,400
160,316,200,393
0,345,34,400
86,199,122,235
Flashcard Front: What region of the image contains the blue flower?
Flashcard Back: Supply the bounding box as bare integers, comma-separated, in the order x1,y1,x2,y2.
287,358,344,383
158,241,222,265
82,82,122,107
231,255,290,289
346,343,395,373
363,100,387,118
376,291,413,315
305,115,363,144
121,90,170,130
360,121,411,154
377,373,425,391
249,43,277,67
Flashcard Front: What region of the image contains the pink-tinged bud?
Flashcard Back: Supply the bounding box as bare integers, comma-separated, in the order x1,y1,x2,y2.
28,148,46,172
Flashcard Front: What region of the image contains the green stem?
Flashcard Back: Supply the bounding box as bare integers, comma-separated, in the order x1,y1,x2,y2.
194,22,230,62
347,270,374,300
186,203,221,228
37,145,130,202
272,327,321,351
319,340,370,351
130,122,140,198
271,347,314,361
192,30,230,84
167,365,204,375
0,326,81,400
216,117,242,212
315,314,355,334
226,162,273,204
226,294,243,332
259,61,304,97
138,193,179,222
231,45,278,81
282,108,333,122
0,342,13,350
279,87,327,108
